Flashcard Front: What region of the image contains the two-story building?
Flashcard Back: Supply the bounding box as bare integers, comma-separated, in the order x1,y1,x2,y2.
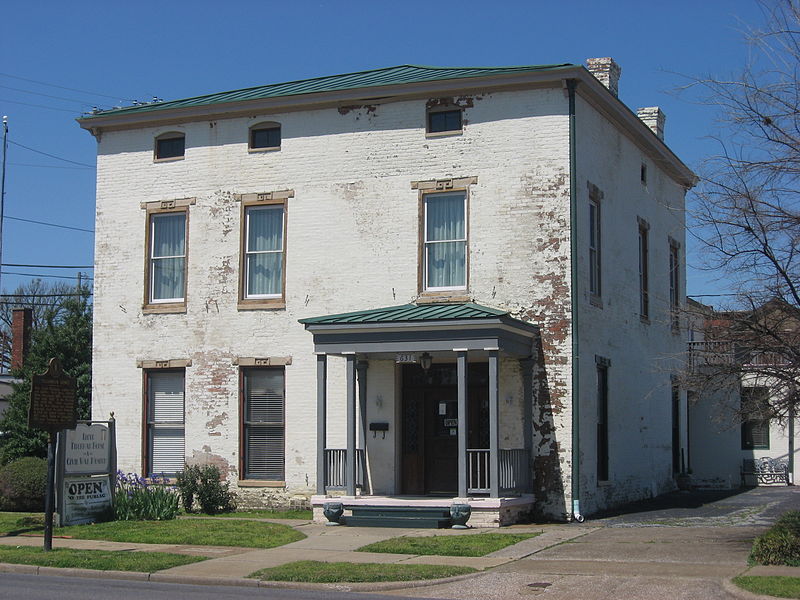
78,58,695,525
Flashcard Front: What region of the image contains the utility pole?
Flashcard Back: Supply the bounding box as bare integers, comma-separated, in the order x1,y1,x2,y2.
0,116,7,295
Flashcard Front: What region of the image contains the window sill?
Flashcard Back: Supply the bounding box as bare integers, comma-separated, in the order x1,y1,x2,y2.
417,291,470,304
589,295,603,309
153,156,185,163
425,130,463,139
597,480,612,487
640,315,650,325
248,146,281,154
238,479,286,488
142,303,186,314
238,299,286,311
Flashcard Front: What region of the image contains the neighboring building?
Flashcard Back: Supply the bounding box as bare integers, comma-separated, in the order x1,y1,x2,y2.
687,299,798,488
78,58,695,524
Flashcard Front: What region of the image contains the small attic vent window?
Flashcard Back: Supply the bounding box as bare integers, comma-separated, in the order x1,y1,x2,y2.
250,124,281,151
427,109,462,135
640,163,647,185
155,134,185,161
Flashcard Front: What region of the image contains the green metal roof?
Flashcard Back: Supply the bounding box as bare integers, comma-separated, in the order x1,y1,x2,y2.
299,302,510,325
83,63,575,119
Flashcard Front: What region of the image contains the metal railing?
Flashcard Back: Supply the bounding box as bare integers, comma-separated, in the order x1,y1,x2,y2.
687,340,735,369
324,448,365,490
467,448,530,495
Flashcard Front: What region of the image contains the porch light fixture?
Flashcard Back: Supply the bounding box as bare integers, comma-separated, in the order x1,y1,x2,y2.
420,352,433,372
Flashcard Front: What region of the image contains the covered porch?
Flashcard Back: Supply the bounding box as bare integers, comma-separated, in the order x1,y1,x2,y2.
300,303,539,526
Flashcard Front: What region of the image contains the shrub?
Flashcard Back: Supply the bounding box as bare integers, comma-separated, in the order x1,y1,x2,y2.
175,465,200,512
0,457,47,511
114,471,179,521
176,464,236,515
750,510,800,566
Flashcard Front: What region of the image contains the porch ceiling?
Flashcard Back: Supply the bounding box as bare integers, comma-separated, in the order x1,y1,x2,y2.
300,302,539,357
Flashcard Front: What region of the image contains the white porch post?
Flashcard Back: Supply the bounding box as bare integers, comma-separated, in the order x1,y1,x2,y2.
457,349,469,498
315,353,327,495
489,349,500,498
345,353,357,496
356,359,369,494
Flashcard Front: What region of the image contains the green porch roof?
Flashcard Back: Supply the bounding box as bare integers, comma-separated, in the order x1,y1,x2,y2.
299,303,509,325
83,63,574,118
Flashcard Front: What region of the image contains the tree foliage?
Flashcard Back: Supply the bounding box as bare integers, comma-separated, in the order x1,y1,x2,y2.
0,290,92,464
686,0,800,419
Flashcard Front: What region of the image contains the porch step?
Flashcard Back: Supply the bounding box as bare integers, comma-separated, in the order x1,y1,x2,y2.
343,506,452,528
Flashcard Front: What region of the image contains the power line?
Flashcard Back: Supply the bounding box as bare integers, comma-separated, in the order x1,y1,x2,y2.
5,215,93,233
0,72,136,103
6,140,94,168
0,84,104,108
2,263,93,269
0,293,91,298
0,97,81,114
2,271,92,280
8,162,94,170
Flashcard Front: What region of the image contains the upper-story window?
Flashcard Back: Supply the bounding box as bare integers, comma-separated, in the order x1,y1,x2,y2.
149,212,187,303
155,132,185,161
427,108,462,135
588,184,603,300
669,238,681,328
249,123,281,151
423,191,467,291
638,218,649,320
244,204,285,298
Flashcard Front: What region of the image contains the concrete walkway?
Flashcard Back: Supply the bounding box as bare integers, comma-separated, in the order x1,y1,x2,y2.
1,488,798,598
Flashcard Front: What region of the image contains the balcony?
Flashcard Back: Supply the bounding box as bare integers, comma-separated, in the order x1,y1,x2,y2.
687,340,735,369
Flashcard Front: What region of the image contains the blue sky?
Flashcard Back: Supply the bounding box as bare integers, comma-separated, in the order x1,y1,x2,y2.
0,0,768,303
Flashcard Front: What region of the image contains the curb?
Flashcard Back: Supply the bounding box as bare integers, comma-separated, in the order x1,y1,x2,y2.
0,560,485,591
721,577,783,600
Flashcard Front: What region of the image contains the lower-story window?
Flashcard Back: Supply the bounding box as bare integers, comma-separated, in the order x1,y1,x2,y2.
145,370,185,476
242,368,285,481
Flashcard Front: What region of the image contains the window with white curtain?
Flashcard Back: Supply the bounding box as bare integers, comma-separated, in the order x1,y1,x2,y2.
242,368,285,481
424,191,467,291
146,370,185,476
244,205,285,298
149,212,186,303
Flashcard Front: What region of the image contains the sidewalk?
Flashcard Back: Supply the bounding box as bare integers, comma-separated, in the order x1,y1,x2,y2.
0,517,796,598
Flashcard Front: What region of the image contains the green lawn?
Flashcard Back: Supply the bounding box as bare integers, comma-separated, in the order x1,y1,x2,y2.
205,509,312,520
0,546,204,571
733,576,800,599
0,513,44,536
249,560,477,583
357,532,539,557
54,519,304,548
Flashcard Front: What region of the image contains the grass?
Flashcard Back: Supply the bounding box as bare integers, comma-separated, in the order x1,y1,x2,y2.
248,560,477,583
206,509,312,520
733,576,800,599
357,532,539,557
0,513,44,536
54,519,305,548
0,546,204,571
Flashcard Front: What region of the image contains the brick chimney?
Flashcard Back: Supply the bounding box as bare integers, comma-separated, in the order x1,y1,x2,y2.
637,106,666,141
11,308,32,371
586,57,621,97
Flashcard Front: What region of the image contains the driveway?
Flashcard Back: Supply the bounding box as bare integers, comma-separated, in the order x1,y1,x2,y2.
387,486,800,600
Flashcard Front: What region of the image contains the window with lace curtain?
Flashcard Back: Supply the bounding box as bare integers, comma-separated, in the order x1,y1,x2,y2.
423,191,467,292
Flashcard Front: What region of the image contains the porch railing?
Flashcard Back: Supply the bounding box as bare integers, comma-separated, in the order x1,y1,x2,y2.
687,340,735,369
467,448,530,496
324,448,365,490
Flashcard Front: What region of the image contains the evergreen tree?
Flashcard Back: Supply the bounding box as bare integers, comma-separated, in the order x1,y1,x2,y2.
0,292,92,464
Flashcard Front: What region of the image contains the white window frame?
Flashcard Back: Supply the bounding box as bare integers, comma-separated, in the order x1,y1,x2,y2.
244,204,285,300
423,191,468,292
149,212,186,304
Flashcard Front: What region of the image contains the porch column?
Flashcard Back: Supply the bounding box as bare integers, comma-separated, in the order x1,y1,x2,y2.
456,349,469,498
489,349,500,498
520,357,534,493
356,359,369,494
315,353,327,495
345,353,357,496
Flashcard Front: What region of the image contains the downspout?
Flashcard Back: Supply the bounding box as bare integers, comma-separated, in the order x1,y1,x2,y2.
567,78,584,523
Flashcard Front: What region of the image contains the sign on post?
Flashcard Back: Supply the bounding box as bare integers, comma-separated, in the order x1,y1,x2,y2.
61,476,112,525
28,357,78,552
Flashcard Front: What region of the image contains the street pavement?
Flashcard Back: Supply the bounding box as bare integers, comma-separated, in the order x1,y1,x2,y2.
1,486,799,599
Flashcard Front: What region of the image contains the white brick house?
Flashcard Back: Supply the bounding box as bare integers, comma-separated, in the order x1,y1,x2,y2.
78,58,695,525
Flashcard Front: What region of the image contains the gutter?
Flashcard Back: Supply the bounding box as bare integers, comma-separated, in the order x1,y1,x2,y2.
567,78,585,523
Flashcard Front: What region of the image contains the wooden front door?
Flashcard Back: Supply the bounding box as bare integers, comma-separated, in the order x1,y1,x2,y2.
401,363,489,495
